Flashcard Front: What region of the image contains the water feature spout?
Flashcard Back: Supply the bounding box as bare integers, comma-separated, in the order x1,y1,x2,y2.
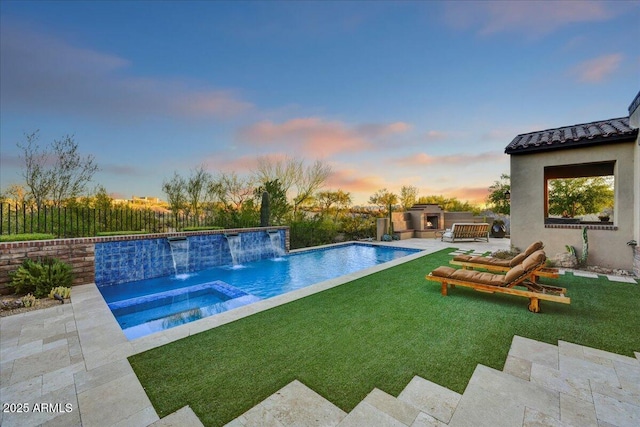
167,236,189,276
266,230,285,258
224,233,243,266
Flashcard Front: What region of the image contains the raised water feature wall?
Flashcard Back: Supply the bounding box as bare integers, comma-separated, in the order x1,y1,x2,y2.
0,227,289,293
95,227,288,286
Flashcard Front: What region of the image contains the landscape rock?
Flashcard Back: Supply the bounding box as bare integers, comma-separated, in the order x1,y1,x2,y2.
553,252,578,268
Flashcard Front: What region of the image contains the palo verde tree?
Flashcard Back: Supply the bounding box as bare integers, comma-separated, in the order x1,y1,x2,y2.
369,188,398,214
162,172,187,216
400,185,418,211
254,156,332,216
416,195,480,214
185,165,211,217
315,189,352,220
18,131,99,207
487,173,511,215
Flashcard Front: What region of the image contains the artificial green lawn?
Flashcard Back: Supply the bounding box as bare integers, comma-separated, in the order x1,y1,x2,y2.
128,248,639,426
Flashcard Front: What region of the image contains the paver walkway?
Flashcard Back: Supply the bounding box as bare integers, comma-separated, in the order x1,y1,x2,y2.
226,336,640,427
1,238,637,426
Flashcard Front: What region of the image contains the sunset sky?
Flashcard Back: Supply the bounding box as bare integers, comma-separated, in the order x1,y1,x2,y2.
1,1,639,205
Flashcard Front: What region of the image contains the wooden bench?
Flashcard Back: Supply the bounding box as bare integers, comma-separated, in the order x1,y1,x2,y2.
441,223,490,242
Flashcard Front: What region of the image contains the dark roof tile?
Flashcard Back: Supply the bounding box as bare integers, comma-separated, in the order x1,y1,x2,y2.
505,117,638,154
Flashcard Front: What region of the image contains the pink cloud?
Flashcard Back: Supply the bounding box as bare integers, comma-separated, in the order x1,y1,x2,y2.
395,151,506,167
444,1,614,37
237,118,410,159
571,53,623,83
445,187,491,205
325,169,385,194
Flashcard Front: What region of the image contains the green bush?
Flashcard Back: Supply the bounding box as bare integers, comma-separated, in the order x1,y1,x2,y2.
0,233,56,242
289,217,338,249
9,257,74,298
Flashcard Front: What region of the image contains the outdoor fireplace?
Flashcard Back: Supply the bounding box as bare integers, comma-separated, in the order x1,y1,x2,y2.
425,215,440,229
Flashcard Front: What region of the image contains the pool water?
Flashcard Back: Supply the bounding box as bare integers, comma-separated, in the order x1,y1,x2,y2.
99,243,420,339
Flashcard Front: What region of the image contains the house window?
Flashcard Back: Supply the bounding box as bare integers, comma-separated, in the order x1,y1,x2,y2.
544,161,615,226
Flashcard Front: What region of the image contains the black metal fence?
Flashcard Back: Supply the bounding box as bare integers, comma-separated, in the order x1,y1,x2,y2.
0,203,218,238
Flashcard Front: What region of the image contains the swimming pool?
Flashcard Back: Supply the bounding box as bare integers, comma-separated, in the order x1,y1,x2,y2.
99,243,421,339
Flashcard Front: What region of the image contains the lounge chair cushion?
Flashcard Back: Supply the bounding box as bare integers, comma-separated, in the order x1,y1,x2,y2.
523,241,544,257
432,266,456,278
451,269,505,287
508,252,527,267
504,264,525,284
522,250,546,272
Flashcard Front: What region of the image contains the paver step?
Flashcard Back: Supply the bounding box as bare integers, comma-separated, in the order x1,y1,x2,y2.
224,379,346,427
361,388,422,425
222,335,640,427
449,364,560,427
150,406,204,427
337,400,406,427
397,376,461,424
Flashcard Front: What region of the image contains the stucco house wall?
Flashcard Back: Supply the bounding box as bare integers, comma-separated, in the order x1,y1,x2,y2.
510,142,636,270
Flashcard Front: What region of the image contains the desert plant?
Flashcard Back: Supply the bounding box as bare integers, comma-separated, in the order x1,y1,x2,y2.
49,286,72,300
21,293,36,307
9,257,73,298
579,226,589,266
260,191,270,227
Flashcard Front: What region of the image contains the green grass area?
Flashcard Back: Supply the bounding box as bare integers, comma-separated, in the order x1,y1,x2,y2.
0,233,56,242
182,226,224,231
129,249,639,426
96,230,149,236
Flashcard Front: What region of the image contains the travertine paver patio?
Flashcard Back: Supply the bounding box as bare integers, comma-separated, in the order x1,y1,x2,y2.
1,238,638,426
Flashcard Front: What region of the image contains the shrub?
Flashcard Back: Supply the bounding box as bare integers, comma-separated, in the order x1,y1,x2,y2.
21,293,36,307
0,233,56,242
49,286,72,299
9,257,73,298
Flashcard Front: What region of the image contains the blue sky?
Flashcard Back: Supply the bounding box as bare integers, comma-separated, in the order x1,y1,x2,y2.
1,1,639,205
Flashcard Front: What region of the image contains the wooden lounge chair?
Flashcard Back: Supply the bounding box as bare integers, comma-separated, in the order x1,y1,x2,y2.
450,241,558,283
426,250,570,312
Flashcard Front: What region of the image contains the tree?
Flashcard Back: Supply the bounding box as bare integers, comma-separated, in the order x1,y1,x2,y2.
162,172,187,215
254,156,332,215
48,135,99,207
369,188,398,213
212,172,255,210
185,165,211,217
292,160,332,214
416,195,479,214
17,131,99,207
400,185,418,210
316,189,352,220
1,184,29,206
547,177,613,217
487,174,510,215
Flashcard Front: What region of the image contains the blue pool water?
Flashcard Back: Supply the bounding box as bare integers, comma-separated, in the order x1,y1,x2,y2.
99,243,420,339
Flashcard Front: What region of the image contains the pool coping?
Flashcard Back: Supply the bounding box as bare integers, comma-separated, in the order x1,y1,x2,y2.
126,240,430,352
1,238,511,426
